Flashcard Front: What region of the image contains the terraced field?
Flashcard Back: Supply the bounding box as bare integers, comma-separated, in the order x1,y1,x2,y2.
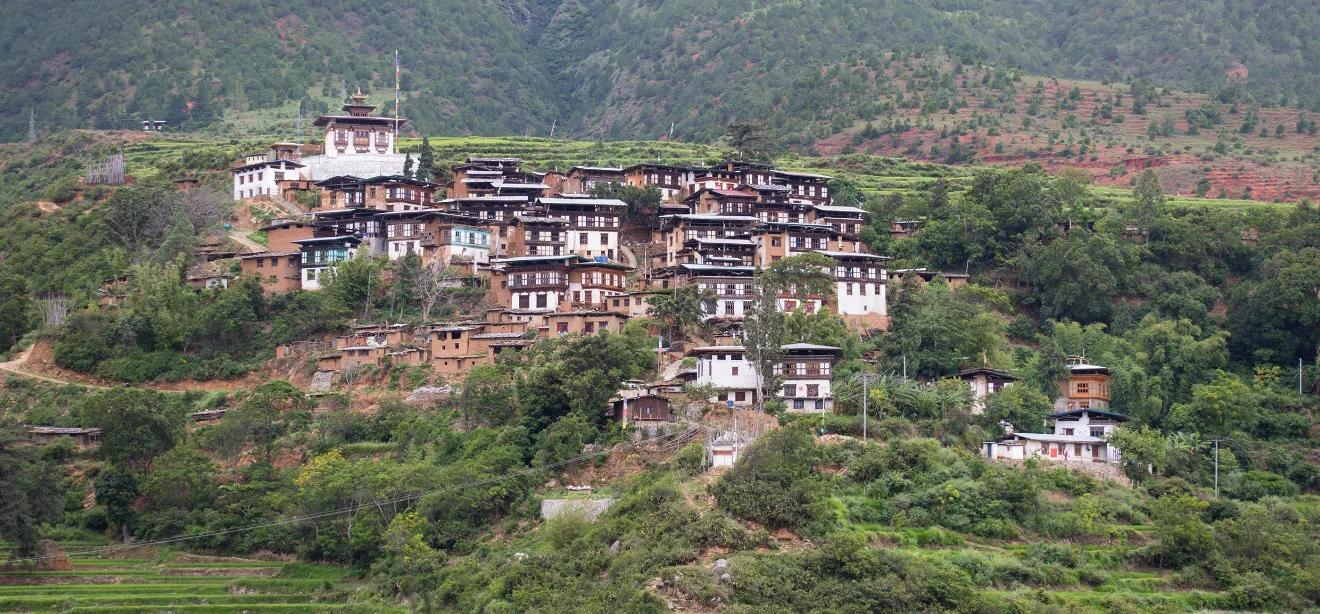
0,542,400,613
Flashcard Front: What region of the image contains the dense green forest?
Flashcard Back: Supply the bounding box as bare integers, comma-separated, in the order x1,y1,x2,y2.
0,133,1317,611
5,1,1320,144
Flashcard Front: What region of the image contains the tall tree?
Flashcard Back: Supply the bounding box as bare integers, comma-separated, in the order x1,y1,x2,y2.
416,137,435,182
1132,169,1165,236
0,428,65,558
648,285,717,344
744,253,835,410
724,122,776,161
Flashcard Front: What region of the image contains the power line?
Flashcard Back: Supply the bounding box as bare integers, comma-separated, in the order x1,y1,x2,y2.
11,426,707,564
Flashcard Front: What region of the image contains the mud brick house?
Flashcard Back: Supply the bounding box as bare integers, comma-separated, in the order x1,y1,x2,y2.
237,251,302,295
508,216,568,257
652,214,759,269
261,219,317,252
565,260,632,310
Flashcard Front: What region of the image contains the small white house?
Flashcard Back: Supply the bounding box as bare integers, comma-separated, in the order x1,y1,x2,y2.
231,158,305,201
777,343,842,413
690,346,759,407
983,409,1130,463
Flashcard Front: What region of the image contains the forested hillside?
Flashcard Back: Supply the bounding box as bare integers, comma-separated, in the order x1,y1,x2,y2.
5,0,1320,145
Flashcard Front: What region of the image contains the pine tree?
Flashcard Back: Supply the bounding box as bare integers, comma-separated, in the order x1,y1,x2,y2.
417,137,435,182
402,153,415,178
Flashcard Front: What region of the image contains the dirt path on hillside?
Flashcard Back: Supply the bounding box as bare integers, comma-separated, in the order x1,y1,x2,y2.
229,230,265,254
0,345,107,389
0,341,258,393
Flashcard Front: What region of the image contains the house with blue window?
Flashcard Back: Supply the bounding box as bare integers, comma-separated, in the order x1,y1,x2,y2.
292,236,361,290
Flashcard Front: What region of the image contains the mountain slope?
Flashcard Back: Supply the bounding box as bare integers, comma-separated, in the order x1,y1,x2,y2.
5,0,1320,145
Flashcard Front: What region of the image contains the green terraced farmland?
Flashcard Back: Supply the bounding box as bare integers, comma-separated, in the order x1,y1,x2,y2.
0,546,402,613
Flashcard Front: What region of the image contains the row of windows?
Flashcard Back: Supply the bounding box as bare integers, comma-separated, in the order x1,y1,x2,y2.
783,384,822,397
774,361,833,376
301,249,350,264
509,273,565,287
836,266,881,279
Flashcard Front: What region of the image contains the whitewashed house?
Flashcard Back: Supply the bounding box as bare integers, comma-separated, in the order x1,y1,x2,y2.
983,409,1130,463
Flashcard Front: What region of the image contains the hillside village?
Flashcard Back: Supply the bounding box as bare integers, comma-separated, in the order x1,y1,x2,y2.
197,91,1136,469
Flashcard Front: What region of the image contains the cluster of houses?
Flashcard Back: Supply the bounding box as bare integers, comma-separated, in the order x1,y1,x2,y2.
223,94,903,415
215,94,1131,464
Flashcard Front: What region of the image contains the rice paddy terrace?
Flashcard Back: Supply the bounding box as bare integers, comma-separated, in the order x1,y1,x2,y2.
0,540,398,613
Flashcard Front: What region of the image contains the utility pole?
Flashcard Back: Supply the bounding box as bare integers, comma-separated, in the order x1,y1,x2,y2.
27,108,36,144
668,122,675,141
549,118,556,138
902,353,908,382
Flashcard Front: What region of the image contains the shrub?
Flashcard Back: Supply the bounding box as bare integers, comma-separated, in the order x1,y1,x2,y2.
1224,471,1300,501
711,426,830,533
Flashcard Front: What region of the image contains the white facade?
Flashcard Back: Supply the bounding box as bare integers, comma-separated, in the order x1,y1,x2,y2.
692,347,759,407
386,239,423,260
835,279,886,316
984,410,1127,464
567,229,618,260
232,160,302,201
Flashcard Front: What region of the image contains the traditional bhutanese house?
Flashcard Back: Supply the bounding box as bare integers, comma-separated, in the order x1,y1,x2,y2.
542,310,630,337
335,323,410,349
468,331,535,361
450,167,505,198
565,166,625,194
541,197,627,261
689,165,748,193
675,237,756,267
773,169,832,205
27,426,102,447
358,175,438,211
689,345,758,407
1055,358,1112,412
810,205,867,239
623,163,692,201
818,251,890,330
387,347,429,366
716,160,778,186
565,261,632,311
310,208,382,253
231,157,305,201
377,209,433,260
293,235,361,291
751,221,844,267
237,251,303,294
652,214,758,269
610,391,673,427
438,195,533,256
958,367,1020,414
261,219,317,252
983,409,1130,464
316,175,367,209
417,212,492,267
489,254,581,312
313,90,403,157
651,263,756,320
742,183,799,222
685,188,758,217
777,344,841,413
491,178,550,199
605,291,660,318
507,215,568,257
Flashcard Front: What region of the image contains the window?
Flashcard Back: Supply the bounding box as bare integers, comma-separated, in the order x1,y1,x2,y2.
579,233,587,245
600,232,609,244
731,366,739,376
806,384,819,397
793,399,805,409
783,384,797,397
1063,428,1074,436
734,391,746,402
1075,382,1090,395
1090,427,1105,438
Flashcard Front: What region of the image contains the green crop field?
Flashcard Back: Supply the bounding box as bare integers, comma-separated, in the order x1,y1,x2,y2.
0,543,400,613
